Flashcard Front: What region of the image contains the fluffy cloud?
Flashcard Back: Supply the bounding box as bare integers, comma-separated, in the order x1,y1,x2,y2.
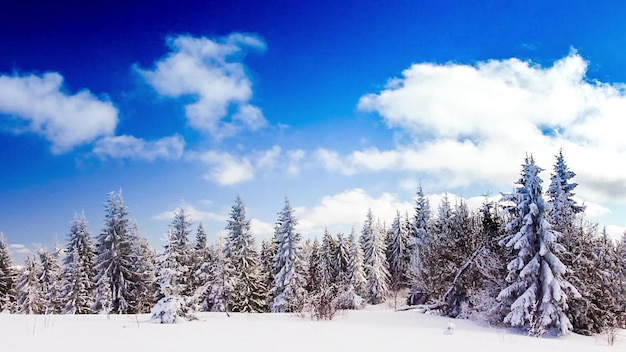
93,134,185,161
197,150,255,186
8,243,32,255
296,188,413,237
138,33,266,138
195,145,306,186
0,72,118,153
317,53,626,205
153,201,227,223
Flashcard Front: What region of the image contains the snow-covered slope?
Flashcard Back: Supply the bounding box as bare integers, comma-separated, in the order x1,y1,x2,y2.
0,309,622,352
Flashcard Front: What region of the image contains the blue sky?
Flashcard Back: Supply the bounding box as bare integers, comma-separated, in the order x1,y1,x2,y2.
2,0,626,261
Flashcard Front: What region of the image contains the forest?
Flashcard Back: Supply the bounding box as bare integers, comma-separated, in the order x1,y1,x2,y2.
0,150,624,337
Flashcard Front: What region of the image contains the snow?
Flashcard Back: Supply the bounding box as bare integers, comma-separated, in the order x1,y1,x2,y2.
1,309,622,352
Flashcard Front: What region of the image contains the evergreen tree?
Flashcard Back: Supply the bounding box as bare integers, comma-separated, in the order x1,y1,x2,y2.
128,224,155,313
224,196,267,312
190,223,210,309
16,255,44,314
361,210,390,304
270,198,306,313
0,233,16,312
407,186,431,305
387,210,410,296
168,208,193,298
546,149,585,233
260,237,277,301
498,155,580,336
60,212,97,314
38,246,63,314
347,226,367,298
206,235,235,312
94,190,136,314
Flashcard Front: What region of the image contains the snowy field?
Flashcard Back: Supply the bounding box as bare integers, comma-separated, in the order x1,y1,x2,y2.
1,308,623,352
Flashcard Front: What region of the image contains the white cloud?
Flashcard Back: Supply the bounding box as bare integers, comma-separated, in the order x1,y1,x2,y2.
0,72,118,152
137,33,266,139
250,218,275,239
8,243,31,255
93,134,185,161
287,149,306,176
197,150,255,186
313,52,626,206
195,146,307,186
605,225,625,242
153,201,227,223
296,188,413,238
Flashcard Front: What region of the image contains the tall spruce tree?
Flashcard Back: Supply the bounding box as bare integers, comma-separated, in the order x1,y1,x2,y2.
38,246,63,314
387,210,410,297
94,190,136,314
546,149,585,233
270,198,306,313
61,212,97,314
16,255,44,314
361,210,390,304
407,186,431,305
498,155,580,336
224,196,267,312
0,233,16,312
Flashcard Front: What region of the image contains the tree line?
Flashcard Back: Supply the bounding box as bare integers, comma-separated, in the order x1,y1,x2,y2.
0,150,624,336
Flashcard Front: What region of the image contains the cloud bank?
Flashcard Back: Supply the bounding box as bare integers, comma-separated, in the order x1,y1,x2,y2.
0,72,118,153
316,52,626,204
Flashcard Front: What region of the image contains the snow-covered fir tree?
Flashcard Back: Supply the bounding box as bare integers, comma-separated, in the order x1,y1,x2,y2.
546,149,585,233
387,210,410,295
206,234,235,312
361,210,390,304
0,233,16,312
167,208,193,298
260,237,277,298
60,212,97,314
128,224,155,313
270,198,306,313
38,246,63,314
320,229,338,287
407,186,431,305
224,196,267,312
498,155,580,336
94,190,136,314
190,223,210,309
152,229,189,322
347,226,367,298
16,255,44,314
335,232,364,310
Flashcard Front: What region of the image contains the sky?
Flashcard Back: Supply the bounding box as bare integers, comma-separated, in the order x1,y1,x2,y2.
2,0,626,261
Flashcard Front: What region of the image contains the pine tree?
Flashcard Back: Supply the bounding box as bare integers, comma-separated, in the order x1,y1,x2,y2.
270,198,306,313
347,226,367,298
191,223,210,309
60,212,97,314
361,210,390,304
224,196,267,312
168,208,193,298
0,233,16,312
38,246,63,314
546,149,585,233
94,190,137,314
206,235,235,312
260,237,277,302
407,186,431,305
17,255,44,314
128,224,155,313
387,210,410,297
498,155,580,336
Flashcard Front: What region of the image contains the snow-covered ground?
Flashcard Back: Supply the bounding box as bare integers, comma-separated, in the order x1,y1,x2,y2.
1,308,622,352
